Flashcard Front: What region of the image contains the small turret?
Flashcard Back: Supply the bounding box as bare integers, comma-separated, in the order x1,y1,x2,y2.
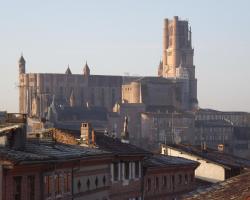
158,60,163,77
19,54,26,74
83,61,90,77
65,65,72,75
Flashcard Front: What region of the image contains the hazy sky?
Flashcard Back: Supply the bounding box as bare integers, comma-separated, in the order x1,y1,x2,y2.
0,0,250,112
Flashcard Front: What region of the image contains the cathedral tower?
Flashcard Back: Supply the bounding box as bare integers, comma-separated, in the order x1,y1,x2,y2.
159,16,198,110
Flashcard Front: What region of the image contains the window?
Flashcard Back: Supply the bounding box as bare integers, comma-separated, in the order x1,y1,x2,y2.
101,88,105,106
147,178,151,191
190,174,194,182
163,176,167,187
184,174,188,184
64,172,71,193
178,174,182,184
95,177,99,188
44,175,52,197
103,176,106,185
27,175,35,200
124,162,130,180
86,179,90,190
13,176,22,200
114,163,119,181
135,161,140,178
155,177,159,190
172,175,175,191
55,174,61,195
111,89,116,106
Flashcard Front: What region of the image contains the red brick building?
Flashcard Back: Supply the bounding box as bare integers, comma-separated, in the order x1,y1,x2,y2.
143,155,199,200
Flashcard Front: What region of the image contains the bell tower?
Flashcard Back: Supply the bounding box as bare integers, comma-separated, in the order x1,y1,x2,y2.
160,16,198,110
161,16,194,79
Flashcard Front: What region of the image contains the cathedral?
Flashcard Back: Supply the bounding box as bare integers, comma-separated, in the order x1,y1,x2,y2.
19,16,198,121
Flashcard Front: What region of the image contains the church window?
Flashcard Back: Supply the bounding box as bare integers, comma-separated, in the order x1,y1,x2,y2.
101,88,105,106
112,88,116,106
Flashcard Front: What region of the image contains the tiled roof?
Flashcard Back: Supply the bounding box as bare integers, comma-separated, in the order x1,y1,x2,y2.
183,171,250,200
95,132,151,156
144,154,199,168
163,144,250,169
0,139,109,165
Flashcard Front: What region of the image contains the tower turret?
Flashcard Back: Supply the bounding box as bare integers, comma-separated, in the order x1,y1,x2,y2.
65,65,72,75
19,54,26,74
83,61,90,77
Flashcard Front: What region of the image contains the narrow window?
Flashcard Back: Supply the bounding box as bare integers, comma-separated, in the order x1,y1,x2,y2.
13,176,22,200
55,174,61,195
179,174,182,184
163,176,167,187
27,175,35,200
147,178,151,191
64,172,71,193
44,175,52,197
135,161,140,178
184,174,188,184
111,88,116,106
155,177,159,191
114,163,119,181
172,175,175,191
124,162,130,180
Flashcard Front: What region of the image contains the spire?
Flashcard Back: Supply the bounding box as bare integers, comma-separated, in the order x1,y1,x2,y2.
83,61,90,77
19,54,25,64
18,54,26,74
70,90,76,107
65,64,72,75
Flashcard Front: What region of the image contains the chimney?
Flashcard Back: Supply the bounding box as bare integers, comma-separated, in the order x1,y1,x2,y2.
201,141,207,152
80,122,92,145
218,144,224,152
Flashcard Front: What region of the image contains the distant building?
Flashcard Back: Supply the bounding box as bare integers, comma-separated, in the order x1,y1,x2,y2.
194,110,250,159
161,143,250,183
18,17,198,152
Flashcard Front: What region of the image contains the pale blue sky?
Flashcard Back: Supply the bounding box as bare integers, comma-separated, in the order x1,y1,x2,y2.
0,0,250,112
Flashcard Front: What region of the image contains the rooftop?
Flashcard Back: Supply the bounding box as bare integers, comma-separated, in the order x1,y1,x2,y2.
0,138,110,166
144,154,199,168
183,171,250,200
94,132,151,156
163,144,250,169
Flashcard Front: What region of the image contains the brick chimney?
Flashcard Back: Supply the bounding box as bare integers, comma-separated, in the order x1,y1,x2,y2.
80,122,92,145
